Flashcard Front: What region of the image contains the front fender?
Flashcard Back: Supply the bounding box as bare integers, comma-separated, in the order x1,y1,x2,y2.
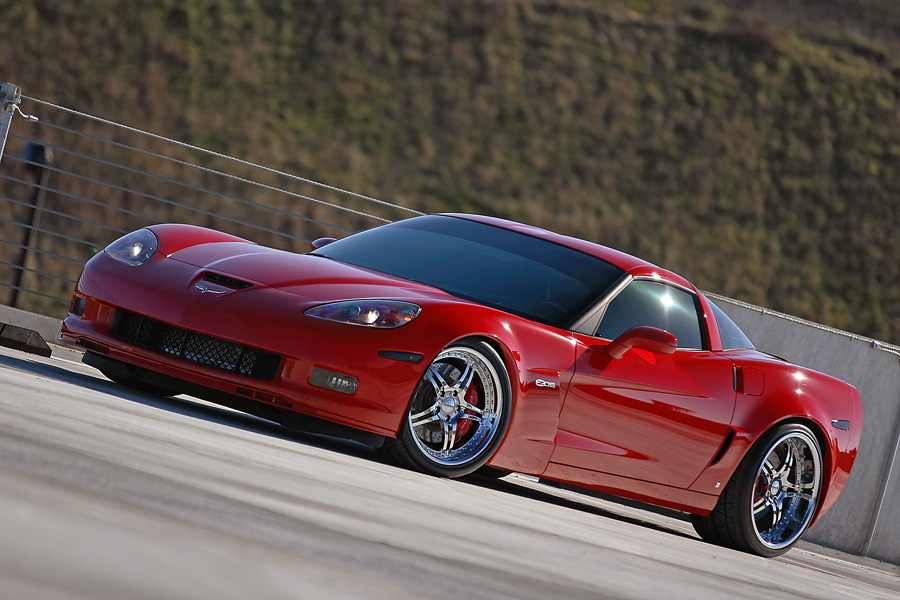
400,302,577,474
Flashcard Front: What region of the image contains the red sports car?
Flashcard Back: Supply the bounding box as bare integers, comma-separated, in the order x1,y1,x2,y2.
61,213,862,557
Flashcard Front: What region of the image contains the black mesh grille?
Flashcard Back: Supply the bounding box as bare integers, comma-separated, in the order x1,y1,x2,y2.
111,309,282,380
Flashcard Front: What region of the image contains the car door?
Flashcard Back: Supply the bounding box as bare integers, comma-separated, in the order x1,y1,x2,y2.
552,278,737,488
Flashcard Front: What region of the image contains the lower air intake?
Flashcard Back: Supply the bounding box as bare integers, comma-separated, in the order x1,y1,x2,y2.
111,309,282,380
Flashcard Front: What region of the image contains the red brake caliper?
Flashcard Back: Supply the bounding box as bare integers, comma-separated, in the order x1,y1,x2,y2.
456,383,479,438
754,473,767,506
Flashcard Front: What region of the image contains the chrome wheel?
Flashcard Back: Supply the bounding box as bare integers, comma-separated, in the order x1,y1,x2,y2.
690,422,823,557
408,346,504,466
382,340,511,477
751,431,821,550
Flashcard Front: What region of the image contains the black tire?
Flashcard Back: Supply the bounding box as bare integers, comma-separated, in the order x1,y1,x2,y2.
382,340,512,478
689,512,723,546
691,423,823,557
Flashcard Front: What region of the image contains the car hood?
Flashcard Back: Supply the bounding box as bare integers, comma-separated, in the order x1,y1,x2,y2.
168,241,452,303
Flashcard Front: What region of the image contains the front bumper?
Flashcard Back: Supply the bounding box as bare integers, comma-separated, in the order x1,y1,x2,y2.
62,252,442,437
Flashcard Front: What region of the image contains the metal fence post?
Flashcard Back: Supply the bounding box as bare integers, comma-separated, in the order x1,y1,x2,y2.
0,82,23,164
9,144,54,309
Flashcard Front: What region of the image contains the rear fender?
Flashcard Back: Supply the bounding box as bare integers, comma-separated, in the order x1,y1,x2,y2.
690,353,860,520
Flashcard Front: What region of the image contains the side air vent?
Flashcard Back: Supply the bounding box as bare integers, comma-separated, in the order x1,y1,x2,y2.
709,428,736,466
203,272,254,290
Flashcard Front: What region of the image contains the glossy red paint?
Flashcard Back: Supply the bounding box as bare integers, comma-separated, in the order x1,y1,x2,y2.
604,326,677,359
64,240,573,450
61,217,862,532
696,292,725,352
688,349,862,521
152,223,251,256
553,334,737,489
66,247,439,435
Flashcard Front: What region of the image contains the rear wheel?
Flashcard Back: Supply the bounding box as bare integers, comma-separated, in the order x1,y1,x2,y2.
382,340,511,478
691,423,823,557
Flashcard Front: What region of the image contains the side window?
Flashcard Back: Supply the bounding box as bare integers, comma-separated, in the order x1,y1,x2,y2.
709,299,755,350
594,280,704,349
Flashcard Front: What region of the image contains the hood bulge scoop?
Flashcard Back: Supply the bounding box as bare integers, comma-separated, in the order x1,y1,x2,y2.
168,242,444,302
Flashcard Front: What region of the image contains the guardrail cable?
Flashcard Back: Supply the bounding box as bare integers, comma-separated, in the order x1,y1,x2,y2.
0,214,98,251
0,92,418,312
2,153,314,244
0,258,78,285
0,280,70,303
23,95,423,219
9,130,360,234
1,193,128,235
0,237,87,265
0,169,165,227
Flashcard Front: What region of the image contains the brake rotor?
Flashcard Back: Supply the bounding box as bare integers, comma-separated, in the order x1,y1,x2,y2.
413,361,480,445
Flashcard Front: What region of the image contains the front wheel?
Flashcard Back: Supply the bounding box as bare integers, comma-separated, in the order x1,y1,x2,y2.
691,423,823,557
382,340,512,478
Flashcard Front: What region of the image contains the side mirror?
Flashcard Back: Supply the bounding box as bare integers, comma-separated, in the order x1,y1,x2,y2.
311,237,337,251
605,326,677,359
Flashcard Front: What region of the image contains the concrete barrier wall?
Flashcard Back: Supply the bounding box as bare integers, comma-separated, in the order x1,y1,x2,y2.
0,305,62,343
711,295,900,565
3,301,898,564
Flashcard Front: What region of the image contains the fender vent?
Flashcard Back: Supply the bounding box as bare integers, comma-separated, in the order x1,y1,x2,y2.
709,428,736,466
111,309,281,380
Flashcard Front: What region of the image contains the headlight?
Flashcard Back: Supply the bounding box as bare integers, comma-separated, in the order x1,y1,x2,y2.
104,229,159,266
305,300,421,329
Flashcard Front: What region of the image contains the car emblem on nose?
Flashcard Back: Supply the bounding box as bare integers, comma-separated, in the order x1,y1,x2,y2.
195,283,226,295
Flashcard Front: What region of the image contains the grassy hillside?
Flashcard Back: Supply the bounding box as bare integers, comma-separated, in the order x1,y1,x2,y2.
2,0,900,343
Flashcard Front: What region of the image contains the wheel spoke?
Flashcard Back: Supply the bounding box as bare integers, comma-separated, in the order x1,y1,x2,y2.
425,365,449,395
457,359,476,392
784,487,815,502
767,497,783,527
442,421,457,452
774,443,796,479
409,400,441,422
753,496,769,517
458,398,484,415
455,412,482,424
410,413,441,429
787,491,815,502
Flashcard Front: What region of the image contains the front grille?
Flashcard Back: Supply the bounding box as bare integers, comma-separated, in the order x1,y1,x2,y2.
111,309,282,380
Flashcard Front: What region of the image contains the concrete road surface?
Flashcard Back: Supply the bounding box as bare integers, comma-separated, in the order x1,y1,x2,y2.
0,344,897,600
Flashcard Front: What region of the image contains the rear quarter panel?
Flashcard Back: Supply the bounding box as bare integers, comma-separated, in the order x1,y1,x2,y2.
690,349,861,519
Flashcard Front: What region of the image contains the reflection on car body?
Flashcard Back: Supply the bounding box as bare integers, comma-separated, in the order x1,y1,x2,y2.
62,213,862,557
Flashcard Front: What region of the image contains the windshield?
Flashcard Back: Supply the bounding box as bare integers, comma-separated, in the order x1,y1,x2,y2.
311,215,625,328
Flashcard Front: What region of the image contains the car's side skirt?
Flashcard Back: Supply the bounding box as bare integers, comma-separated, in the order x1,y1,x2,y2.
540,461,719,515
